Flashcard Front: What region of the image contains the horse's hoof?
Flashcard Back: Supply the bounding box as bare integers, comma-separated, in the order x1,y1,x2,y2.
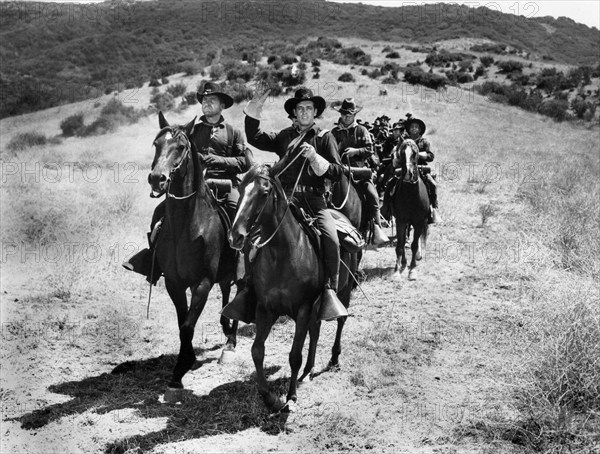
163,387,185,403
218,348,235,364
408,270,417,281
416,252,422,261
282,399,298,413
327,361,340,372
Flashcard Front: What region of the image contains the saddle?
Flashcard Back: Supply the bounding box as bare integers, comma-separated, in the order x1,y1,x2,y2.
289,202,364,255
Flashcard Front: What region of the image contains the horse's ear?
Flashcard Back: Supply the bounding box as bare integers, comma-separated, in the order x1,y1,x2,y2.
158,111,169,129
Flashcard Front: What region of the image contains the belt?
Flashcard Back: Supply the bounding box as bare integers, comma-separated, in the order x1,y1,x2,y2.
293,184,323,194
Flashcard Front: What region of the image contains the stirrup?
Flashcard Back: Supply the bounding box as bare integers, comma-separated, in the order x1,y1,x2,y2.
318,289,348,321
372,224,389,245
221,287,256,324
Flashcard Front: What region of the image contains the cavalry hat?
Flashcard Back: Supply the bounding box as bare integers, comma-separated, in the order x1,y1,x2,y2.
196,81,234,109
284,87,326,118
332,98,363,115
405,117,426,135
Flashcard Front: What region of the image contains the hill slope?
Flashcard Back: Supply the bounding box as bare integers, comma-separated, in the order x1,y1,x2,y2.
1,0,598,118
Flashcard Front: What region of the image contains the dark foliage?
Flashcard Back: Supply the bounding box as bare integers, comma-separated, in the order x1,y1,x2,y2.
338,72,355,83
404,67,449,89
1,2,598,118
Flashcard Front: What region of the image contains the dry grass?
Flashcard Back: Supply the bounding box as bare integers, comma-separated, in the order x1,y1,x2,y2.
1,42,599,454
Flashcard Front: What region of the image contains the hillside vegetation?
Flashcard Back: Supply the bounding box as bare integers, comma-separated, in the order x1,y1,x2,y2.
1,0,599,117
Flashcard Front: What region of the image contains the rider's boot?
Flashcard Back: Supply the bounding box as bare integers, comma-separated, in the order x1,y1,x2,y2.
318,274,348,322
122,220,162,285
221,276,257,324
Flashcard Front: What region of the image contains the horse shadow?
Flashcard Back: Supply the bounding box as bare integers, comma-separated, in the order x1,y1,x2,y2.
14,351,288,452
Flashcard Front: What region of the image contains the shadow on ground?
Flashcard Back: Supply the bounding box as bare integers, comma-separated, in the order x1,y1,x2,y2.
15,351,287,453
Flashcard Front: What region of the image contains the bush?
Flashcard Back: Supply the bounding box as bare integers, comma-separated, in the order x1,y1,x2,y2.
381,76,399,85
382,46,393,53
7,132,48,151
149,78,161,87
497,60,523,73
161,77,169,85
368,68,381,79
150,91,175,112
538,99,569,122
571,98,596,119
166,83,187,98
60,113,85,137
480,55,495,67
311,59,321,67
227,80,253,104
404,67,448,89
386,51,400,59
183,92,198,105
338,72,355,83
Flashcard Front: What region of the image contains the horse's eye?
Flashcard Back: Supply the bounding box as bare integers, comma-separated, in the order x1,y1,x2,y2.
177,145,185,152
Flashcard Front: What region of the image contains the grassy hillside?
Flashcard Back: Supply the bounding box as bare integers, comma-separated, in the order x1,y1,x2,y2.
1,0,598,117
1,53,599,453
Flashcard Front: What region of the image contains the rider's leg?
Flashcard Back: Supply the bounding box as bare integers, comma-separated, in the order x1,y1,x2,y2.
310,194,347,321
122,200,164,284
224,187,239,223
364,180,389,245
424,174,440,223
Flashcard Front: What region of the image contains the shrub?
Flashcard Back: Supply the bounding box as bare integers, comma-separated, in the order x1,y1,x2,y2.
149,78,161,87
386,51,400,59
571,98,596,119
7,132,48,151
311,59,321,67
150,91,175,112
382,46,393,53
538,99,569,122
341,47,371,66
368,68,381,79
228,80,253,103
381,76,399,85
209,64,224,80
338,72,355,83
60,113,85,137
497,60,523,73
183,92,198,105
166,83,187,98
480,55,494,67
161,77,169,85
404,67,448,89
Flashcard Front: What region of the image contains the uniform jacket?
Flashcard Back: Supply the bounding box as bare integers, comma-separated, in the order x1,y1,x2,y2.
186,115,250,186
245,117,343,191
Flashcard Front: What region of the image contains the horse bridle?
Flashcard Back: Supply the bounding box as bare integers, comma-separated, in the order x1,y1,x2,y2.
241,160,307,249
150,127,198,200
399,141,420,185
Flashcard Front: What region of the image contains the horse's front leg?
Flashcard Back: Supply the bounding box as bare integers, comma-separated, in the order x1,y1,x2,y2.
252,306,280,411
286,303,312,409
393,221,407,280
408,224,424,281
219,281,238,364
171,277,212,388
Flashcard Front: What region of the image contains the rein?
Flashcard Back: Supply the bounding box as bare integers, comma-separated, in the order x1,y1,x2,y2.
330,153,353,210
252,159,307,249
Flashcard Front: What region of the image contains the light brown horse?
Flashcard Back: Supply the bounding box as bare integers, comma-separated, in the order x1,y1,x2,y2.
228,164,358,412
148,112,238,397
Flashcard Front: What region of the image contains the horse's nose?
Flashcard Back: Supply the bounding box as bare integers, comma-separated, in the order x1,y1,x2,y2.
228,231,246,251
148,172,168,187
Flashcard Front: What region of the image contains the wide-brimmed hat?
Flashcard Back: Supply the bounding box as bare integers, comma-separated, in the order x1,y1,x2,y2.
284,87,326,118
405,117,426,135
332,98,363,115
196,81,234,109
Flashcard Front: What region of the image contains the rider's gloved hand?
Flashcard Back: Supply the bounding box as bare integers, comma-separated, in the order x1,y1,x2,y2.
301,143,329,177
244,82,271,120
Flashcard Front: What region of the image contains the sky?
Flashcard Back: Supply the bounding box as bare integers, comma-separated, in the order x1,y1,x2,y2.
329,0,600,29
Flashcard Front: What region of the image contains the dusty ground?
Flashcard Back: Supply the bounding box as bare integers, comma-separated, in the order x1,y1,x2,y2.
2,46,598,453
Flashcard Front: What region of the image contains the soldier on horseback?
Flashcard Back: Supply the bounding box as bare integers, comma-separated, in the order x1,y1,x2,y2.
123,81,252,282
223,85,348,323
380,116,439,223
402,117,439,223
331,98,389,245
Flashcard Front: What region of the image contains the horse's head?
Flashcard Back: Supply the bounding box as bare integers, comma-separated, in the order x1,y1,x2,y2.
148,112,195,198
229,164,281,250
396,139,420,184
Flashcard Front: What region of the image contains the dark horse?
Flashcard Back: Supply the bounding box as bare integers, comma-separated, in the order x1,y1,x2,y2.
228,164,358,412
148,112,238,398
391,139,429,280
